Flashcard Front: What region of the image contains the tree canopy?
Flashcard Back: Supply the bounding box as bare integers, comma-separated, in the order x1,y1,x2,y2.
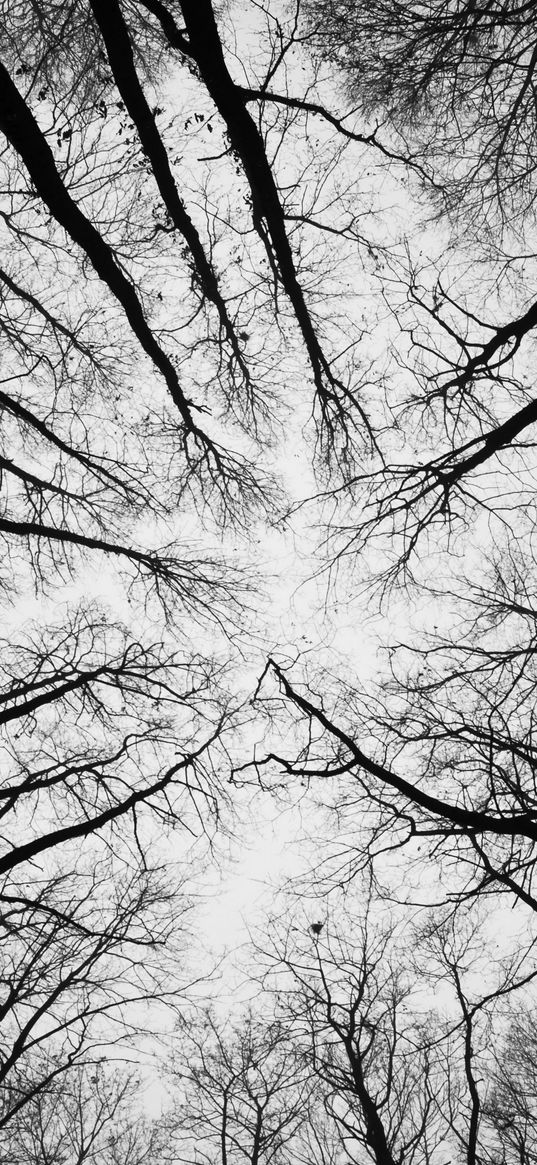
2,0,537,1161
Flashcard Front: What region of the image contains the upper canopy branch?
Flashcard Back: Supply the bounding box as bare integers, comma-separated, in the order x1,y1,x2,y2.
261,658,537,844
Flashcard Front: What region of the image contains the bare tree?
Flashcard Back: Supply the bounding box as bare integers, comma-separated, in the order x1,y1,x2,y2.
249,900,537,1165
0,1055,169,1165
261,914,445,1165
485,1009,537,1164
165,1006,311,1165
302,0,537,239
0,599,240,1118
247,633,537,917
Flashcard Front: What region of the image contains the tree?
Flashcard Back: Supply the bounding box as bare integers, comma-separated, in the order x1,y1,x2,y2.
485,1009,537,1164
283,1,537,593
254,911,443,1165
0,1055,169,1165
305,0,537,224
248,606,537,914
165,1007,311,1165
0,599,239,1120
250,900,537,1165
